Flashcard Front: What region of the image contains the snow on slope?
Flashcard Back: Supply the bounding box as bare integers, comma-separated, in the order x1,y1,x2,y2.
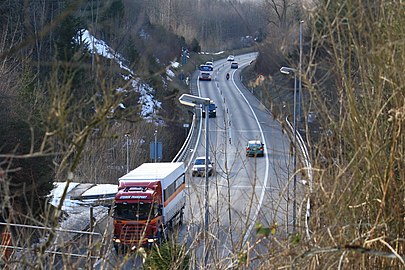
78,29,161,119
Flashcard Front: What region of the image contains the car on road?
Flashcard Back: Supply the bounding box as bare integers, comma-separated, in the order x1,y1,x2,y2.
205,61,214,68
227,55,235,61
230,62,238,69
199,64,213,81
191,156,214,177
202,102,217,118
246,140,265,157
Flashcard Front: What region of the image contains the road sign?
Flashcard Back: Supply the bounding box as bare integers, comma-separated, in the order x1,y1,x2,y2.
150,142,162,161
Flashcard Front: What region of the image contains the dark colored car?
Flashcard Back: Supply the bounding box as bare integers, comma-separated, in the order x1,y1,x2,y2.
246,140,265,157
231,62,238,69
202,102,217,118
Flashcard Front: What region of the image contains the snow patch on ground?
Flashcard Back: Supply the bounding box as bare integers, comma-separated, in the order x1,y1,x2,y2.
81,184,117,197
171,61,180,68
50,182,80,211
49,182,116,238
77,29,161,120
166,69,175,78
199,51,225,55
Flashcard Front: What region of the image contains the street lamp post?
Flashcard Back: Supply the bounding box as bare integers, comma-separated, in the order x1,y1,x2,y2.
125,134,129,173
178,94,211,265
154,129,158,163
299,20,304,124
280,66,297,233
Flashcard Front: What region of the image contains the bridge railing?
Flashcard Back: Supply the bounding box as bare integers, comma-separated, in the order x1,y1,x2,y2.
285,116,313,239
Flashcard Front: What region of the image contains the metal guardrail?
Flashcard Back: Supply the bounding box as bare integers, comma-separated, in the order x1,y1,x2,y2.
285,116,313,239
172,70,201,164
0,222,102,260
0,222,102,236
172,112,196,163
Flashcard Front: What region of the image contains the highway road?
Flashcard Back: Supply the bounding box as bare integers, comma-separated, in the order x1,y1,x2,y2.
91,53,299,269
1,56,301,270
183,52,296,267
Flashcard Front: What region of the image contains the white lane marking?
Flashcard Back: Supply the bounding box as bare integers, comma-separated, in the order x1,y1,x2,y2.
187,75,204,169
186,184,277,190
191,54,264,250
231,58,269,246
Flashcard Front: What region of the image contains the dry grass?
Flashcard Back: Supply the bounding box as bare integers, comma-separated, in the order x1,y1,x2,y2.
288,0,405,268
240,0,404,269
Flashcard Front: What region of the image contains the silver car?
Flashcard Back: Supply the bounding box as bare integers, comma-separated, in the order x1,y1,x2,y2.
191,156,214,177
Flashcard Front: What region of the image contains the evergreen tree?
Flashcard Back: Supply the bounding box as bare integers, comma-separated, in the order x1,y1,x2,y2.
54,15,83,61
190,38,201,53
0,67,54,231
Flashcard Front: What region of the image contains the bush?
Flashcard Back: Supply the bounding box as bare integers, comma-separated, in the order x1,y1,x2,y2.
143,241,190,270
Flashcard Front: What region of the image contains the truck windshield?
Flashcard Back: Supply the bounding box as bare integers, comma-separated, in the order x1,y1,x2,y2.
114,203,157,220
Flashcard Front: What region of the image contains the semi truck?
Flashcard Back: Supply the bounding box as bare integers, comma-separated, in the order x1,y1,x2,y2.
112,162,186,251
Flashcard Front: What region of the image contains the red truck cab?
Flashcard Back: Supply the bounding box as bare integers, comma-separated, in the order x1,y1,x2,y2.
112,162,185,252
113,181,163,250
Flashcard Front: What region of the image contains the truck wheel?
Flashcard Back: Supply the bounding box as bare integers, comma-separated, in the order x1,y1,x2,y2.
114,243,121,254
157,225,167,245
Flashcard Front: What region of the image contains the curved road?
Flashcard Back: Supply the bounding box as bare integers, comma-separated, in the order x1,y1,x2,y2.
95,53,297,269
184,53,294,267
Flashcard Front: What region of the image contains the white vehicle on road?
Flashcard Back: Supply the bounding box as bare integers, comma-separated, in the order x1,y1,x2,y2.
198,64,213,81
191,156,214,177
205,61,214,68
227,55,235,61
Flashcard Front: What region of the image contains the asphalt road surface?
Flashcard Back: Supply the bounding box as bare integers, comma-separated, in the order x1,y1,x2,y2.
183,52,297,268
99,53,301,269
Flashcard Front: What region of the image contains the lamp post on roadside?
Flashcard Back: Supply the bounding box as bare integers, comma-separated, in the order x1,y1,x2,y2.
280,66,297,233
125,134,129,173
299,20,304,124
178,93,211,266
298,20,313,240
154,129,158,163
